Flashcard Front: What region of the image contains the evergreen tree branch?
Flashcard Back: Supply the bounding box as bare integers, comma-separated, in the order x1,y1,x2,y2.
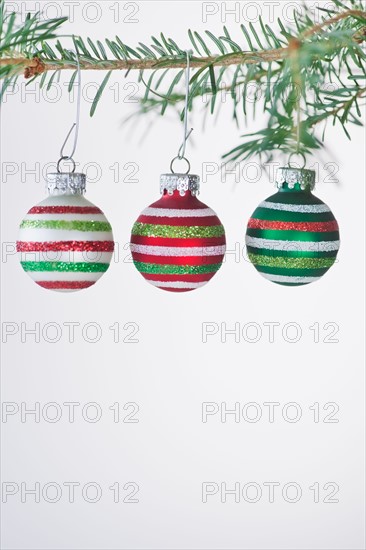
0,48,288,75
0,9,365,77
1,0,366,162
300,8,366,38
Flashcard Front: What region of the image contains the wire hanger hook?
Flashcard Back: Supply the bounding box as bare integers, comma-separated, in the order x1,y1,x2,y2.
170,50,194,174
58,46,81,173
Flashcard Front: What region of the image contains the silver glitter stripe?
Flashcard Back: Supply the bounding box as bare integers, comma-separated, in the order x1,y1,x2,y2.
148,280,208,289
261,273,321,284
259,201,330,213
142,207,216,218
130,244,226,257
246,236,340,252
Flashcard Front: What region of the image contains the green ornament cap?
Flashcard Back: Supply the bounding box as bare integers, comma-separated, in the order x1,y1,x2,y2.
275,167,315,191
46,172,86,196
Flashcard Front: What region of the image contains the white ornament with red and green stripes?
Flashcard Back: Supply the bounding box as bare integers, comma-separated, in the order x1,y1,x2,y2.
17,172,114,292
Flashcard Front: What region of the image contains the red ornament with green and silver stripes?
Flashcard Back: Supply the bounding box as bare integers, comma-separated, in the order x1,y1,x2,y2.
245,170,340,286
130,176,226,292
17,190,114,292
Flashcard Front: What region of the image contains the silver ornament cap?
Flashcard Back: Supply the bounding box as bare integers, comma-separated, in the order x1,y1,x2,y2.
275,167,316,191
46,172,86,196
160,173,200,197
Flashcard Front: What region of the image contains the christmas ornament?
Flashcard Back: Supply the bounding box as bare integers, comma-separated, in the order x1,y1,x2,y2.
17,52,114,292
245,166,340,286
130,173,226,292
130,50,226,292
17,171,114,291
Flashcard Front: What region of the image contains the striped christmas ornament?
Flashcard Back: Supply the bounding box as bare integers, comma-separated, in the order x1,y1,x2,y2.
245,167,340,286
17,172,114,292
130,173,226,292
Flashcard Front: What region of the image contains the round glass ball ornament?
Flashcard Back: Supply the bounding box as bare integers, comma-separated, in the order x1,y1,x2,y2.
17,172,114,292
130,173,226,292
245,167,340,286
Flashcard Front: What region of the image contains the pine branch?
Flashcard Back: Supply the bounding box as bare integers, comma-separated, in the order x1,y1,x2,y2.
1,48,288,75
308,85,366,126
1,0,366,162
300,8,366,38
1,9,365,77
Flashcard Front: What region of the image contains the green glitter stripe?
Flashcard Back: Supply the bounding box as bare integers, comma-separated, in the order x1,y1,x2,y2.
248,253,335,269
20,220,112,232
252,207,335,223
131,222,225,238
21,261,109,272
246,246,338,259
266,191,324,205
254,265,330,277
133,260,222,275
246,228,340,242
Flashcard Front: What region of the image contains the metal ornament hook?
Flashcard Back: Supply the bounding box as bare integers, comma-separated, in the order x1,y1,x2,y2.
170,156,191,175
57,156,76,174
58,49,81,169
288,152,306,170
171,50,194,171
177,127,193,160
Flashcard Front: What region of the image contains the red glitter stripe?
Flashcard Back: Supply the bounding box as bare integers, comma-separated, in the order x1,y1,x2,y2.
37,281,95,289
17,241,115,252
137,215,221,227
247,218,339,232
132,252,224,266
28,206,103,215
130,235,226,247
142,272,215,282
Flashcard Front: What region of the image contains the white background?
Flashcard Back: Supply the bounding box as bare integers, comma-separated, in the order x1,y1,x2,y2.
1,1,365,549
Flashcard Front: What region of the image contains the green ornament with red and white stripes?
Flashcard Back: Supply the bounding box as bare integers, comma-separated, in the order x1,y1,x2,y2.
245,166,340,286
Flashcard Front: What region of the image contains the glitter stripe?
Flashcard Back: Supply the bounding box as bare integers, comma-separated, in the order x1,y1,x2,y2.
260,273,321,284
252,208,334,223
246,246,337,260
37,281,95,290
26,272,102,282
21,261,110,272
17,241,115,252
132,253,221,266
19,252,112,264
142,272,214,282
133,261,222,275
256,265,329,277
259,201,330,213
247,219,339,232
19,230,114,242
130,244,226,257
131,235,226,248
131,223,225,238
245,236,340,252
264,193,323,206
147,280,208,289
246,228,340,242
20,220,112,232
24,213,108,222
142,207,216,218
28,206,103,215
138,215,220,227
248,253,335,269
